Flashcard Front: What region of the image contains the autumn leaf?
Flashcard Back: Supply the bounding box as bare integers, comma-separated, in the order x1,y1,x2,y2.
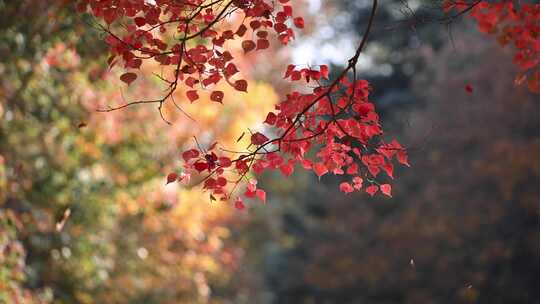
234,198,245,210
186,90,199,102
279,162,294,177
210,91,224,103
366,185,378,196
320,65,329,79
256,39,269,50
219,157,232,167
242,40,256,53
234,80,248,92
256,189,266,203
166,173,178,184
120,72,137,85
353,177,363,190
182,149,200,162
339,182,354,194
380,184,392,197
313,163,328,178
397,150,410,167
293,17,305,28
194,162,208,172
250,132,269,145
264,112,277,125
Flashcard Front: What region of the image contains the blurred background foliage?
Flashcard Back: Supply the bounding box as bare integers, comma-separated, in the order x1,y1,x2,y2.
0,1,272,303
1,0,539,303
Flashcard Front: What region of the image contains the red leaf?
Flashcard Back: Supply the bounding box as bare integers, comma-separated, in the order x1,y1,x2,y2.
194,162,208,172
293,17,305,28
367,165,380,177
313,163,328,178
252,160,268,175
219,157,232,168
284,64,296,78
234,80,248,92
339,182,354,194
185,77,199,87
380,184,392,197
353,177,363,190
283,5,293,16
242,40,256,53
320,65,329,79
251,132,269,145
382,163,394,179
279,162,294,177
234,198,245,210
290,71,301,81
366,185,378,196
224,63,239,78
166,173,178,184
134,17,146,27
120,72,137,85
127,58,142,69
346,163,358,175
264,112,277,125
182,149,200,162
236,24,247,37
204,178,216,189
210,91,224,103
256,189,266,203
301,161,312,172
256,39,270,50
256,31,268,39
274,23,287,33
216,177,227,187
249,20,261,30
397,150,410,167
186,90,199,102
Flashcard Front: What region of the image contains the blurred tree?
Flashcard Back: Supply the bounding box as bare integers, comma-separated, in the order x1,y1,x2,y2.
1,1,275,303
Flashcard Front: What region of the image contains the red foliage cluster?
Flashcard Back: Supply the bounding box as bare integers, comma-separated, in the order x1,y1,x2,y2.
446,1,540,92
178,73,409,206
78,0,303,101
84,0,540,206
78,0,408,206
